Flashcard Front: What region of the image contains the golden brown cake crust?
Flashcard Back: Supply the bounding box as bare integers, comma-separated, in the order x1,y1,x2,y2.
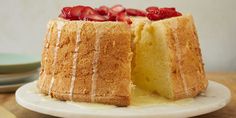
162,15,208,99
38,19,132,106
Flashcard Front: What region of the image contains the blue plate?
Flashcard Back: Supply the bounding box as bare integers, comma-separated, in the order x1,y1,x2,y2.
0,53,41,73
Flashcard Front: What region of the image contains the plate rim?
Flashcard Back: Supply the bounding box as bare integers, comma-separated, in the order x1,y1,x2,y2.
0,76,37,93
0,76,37,88
0,53,40,66
15,80,231,118
0,69,38,76
0,69,39,84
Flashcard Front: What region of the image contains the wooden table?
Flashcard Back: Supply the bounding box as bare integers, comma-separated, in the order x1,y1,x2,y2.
0,73,235,118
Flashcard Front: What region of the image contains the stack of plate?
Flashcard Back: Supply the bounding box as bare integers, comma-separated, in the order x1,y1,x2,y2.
0,53,40,93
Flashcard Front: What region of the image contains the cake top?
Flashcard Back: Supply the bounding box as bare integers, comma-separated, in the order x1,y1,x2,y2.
59,4,182,24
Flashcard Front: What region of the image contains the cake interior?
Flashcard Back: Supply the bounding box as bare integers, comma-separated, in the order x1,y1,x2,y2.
131,19,173,98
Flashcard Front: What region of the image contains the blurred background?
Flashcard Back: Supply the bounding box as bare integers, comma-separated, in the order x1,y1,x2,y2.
0,0,235,72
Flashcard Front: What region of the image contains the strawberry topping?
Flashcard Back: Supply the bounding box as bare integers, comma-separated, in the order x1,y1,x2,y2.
126,9,146,16
96,6,109,15
110,4,126,13
59,4,182,23
159,8,181,18
116,12,126,21
116,12,132,24
146,6,159,14
60,7,72,19
79,6,98,20
108,9,118,21
147,13,163,20
70,5,85,20
146,7,182,21
85,14,107,21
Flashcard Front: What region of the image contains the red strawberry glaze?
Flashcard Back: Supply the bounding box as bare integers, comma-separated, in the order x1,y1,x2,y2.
59,5,182,23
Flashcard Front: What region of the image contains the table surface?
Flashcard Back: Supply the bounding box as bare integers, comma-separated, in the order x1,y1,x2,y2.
0,73,235,118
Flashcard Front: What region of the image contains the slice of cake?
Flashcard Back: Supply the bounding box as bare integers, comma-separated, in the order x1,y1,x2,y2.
131,14,207,100
38,5,208,106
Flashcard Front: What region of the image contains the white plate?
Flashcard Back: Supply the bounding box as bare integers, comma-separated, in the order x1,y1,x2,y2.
0,75,38,93
16,81,231,118
0,69,38,83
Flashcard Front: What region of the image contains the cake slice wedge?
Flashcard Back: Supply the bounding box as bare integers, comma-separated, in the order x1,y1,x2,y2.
132,14,208,100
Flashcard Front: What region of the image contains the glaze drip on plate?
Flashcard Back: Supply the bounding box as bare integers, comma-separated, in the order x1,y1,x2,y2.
69,23,84,101
48,21,65,96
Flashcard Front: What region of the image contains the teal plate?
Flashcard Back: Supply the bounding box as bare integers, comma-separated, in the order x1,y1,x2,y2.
0,53,41,73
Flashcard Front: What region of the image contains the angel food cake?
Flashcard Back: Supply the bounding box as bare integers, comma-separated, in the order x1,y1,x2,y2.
38,5,208,106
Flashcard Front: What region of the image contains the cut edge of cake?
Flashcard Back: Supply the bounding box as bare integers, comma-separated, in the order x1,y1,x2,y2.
131,14,208,100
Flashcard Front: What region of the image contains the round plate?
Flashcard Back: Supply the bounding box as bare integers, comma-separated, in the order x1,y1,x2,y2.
0,53,41,73
0,75,38,93
16,81,231,118
0,69,38,83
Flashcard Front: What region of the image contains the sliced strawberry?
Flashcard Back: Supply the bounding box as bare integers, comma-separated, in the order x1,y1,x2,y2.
126,9,137,16
146,7,181,20
79,6,98,20
60,7,72,19
126,8,146,16
70,5,85,20
96,5,109,15
116,12,132,24
175,12,182,16
161,7,176,11
126,18,132,25
85,14,107,21
59,13,65,18
58,5,182,23
147,13,163,20
108,4,126,21
159,8,181,18
116,12,126,21
108,9,117,21
111,4,125,13
146,6,159,13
